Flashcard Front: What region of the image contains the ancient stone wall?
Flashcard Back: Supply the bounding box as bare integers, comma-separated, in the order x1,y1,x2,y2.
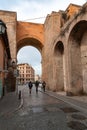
0,11,17,61
43,12,63,90
43,2,87,95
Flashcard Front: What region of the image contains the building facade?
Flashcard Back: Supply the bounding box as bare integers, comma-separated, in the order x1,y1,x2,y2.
0,20,12,97
35,74,41,81
17,63,35,84
43,3,87,95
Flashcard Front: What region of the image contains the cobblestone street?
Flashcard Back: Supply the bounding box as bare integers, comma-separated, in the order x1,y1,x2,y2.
0,85,87,130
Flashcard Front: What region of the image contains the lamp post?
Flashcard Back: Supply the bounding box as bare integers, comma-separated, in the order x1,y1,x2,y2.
0,20,6,34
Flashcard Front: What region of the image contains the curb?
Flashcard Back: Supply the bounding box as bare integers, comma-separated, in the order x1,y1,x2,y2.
9,91,24,113
39,90,87,114
0,92,24,117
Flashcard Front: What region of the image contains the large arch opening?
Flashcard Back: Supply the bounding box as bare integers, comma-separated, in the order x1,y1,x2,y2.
68,20,87,95
17,37,43,84
54,41,64,91
17,37,43,53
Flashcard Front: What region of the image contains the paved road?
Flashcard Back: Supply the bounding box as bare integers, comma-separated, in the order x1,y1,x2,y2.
0,85,87,130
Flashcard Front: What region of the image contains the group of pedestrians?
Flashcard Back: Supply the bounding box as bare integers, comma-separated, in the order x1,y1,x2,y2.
28,79,46,94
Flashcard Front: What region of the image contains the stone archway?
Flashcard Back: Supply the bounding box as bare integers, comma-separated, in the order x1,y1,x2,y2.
17,37,43,53
16,21,44,53
16,21,44,81
68,20,87,95
53,41,64,91
17,37,43,79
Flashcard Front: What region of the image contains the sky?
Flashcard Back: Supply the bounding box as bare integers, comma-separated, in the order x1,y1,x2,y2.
0,0,86,76
17,46,42,76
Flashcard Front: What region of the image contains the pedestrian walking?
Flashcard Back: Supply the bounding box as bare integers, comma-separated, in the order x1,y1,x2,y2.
28,80,33,94
42,81,46,92
35,80,39,93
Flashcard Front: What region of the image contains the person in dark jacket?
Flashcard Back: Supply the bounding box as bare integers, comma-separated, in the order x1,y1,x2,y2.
42,81,46,92
35,80,39,93
28,79,33,94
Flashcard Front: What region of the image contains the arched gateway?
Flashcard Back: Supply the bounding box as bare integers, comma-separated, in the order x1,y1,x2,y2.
0,10,44,94
1,2,87,96
17,21,44,53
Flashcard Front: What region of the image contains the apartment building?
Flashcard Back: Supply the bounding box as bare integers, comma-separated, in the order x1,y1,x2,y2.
17,63,35,84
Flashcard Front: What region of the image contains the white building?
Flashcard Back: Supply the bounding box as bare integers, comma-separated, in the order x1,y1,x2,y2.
17,63,35,84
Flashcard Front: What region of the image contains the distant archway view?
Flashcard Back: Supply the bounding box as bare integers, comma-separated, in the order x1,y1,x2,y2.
17,46,42,84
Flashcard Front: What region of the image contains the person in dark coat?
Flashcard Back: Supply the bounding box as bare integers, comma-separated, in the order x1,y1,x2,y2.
35,80,39,93
28,80,33,94
42,81,46,92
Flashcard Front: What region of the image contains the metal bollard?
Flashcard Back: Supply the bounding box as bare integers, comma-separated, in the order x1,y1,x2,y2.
19,90,21,99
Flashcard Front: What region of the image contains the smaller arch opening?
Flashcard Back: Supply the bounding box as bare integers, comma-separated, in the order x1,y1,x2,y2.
53,41,64,91
54,41,64,55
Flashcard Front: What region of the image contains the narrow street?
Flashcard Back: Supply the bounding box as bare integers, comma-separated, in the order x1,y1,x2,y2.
0,85,87,130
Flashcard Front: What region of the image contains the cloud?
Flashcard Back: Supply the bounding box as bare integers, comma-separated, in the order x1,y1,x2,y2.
9,0,86,23
0,0,86,23
9,0,47,23
0,0,20,10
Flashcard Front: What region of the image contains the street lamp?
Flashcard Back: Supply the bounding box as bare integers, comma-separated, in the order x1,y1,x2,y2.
0,20,6,34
